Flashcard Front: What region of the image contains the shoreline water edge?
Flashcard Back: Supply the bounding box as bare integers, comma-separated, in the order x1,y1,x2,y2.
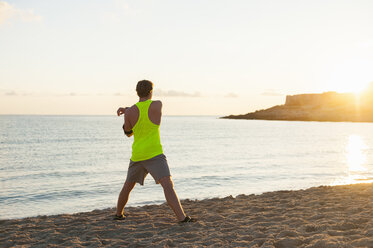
1,183,373,247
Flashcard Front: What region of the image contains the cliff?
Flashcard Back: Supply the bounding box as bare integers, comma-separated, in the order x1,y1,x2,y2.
223,86,373,122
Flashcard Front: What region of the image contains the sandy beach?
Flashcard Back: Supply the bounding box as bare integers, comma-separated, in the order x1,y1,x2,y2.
1,183,373,248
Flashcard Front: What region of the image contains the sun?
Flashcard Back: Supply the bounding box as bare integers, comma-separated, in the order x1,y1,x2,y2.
327,59,372,94
334,82,371,94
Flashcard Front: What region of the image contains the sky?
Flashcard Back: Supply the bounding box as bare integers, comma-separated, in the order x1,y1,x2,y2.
0,0,373,115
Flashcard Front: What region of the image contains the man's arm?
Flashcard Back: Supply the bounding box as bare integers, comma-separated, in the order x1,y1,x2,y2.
117,107,128,116
123,108,134,138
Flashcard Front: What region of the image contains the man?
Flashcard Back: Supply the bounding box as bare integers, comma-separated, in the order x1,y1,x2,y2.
115,80,196,223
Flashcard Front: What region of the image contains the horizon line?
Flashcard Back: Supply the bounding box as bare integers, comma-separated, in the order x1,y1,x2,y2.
0,114,223,117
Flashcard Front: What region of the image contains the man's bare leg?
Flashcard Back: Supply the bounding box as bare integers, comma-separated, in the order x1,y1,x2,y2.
116,180,136,216
159,176,186,221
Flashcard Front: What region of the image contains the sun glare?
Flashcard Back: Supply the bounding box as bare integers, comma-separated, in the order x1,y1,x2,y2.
346,135,367,172
332,135,371,186
333,82,370,94
328,58,373,94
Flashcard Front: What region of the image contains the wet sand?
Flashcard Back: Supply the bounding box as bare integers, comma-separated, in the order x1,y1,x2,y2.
1,183,373,247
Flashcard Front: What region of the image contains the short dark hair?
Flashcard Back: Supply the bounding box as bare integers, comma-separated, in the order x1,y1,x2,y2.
136,80,153,97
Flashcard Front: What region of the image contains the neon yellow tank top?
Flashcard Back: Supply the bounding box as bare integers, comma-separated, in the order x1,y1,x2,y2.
131,99,163,162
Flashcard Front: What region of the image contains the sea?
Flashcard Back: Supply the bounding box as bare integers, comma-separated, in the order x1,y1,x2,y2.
1,115,373,220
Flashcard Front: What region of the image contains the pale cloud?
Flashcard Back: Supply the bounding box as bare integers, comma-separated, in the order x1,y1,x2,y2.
113,89,203,98
55,92,91,97
355,41,373,49
0,1,42,26
2,90,32,96
224,92,238,98
4,90,17,96
261,89,283,96
1,90,91,97
101,0,135,24
115,0,130,12
154,89,202,97
102,12,121,24
2,89,205,98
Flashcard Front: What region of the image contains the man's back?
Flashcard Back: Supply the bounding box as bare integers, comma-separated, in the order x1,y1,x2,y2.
125,100,162,129
125,100,163,162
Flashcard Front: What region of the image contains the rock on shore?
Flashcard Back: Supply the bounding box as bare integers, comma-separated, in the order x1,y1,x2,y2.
223,85,373,122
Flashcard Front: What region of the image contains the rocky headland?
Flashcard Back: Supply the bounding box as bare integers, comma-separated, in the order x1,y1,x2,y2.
223,84,373,122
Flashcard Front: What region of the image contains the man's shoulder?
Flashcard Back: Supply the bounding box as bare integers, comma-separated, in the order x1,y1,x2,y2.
151,100,162,109
125,104,139,115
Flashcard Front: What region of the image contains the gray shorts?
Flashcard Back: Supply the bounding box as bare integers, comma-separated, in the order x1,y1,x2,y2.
126,154,171,185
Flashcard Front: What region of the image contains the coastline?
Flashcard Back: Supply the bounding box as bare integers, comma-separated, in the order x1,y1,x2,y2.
2,183,373,247
221,116,373,124
222,90,373,123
